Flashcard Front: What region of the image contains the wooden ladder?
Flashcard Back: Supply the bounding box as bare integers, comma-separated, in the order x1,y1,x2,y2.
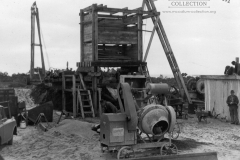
77,73,95,118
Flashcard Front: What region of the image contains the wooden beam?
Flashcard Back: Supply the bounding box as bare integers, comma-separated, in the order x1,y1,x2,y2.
80,10,84,62
143,13,160,19
98,14,124,18
89,61,147,67
82,4,95,12
72,75,76,118
97,7,156,15
143,15,159,62
62,72,66,112
123,16,138,24
138,14,143,61
92,4,96,61
110,7,128,15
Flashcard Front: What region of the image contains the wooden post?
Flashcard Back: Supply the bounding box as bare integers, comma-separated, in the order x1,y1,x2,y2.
137,13,143,61
91,4,98,115
72,75,76,118
62,72,66,112
98,88,102,117
80,10,84,62
30,7,35,80
36,8,45,77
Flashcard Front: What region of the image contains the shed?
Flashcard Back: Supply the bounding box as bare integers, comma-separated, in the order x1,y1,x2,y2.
200,75,240,121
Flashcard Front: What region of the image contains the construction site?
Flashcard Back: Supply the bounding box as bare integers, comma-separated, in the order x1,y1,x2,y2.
0,0,240,160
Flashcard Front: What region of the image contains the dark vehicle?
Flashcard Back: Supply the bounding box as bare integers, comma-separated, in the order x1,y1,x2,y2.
0,105,17,145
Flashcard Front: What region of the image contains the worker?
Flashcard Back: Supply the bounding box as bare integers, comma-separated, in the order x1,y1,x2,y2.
224,65,234,75
91,99,118,133
232,61,240,75
100,99,118,113
226,90,239,125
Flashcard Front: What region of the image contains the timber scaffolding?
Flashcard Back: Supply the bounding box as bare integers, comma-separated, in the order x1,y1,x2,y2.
75,2,157,116
64,0,191,117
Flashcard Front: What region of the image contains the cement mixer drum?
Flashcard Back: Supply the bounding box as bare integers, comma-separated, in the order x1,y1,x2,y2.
138,104,176,136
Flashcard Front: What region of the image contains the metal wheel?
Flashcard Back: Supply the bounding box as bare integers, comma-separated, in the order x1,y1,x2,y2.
160,143,178,155
117,146,135,159
171,122,180,140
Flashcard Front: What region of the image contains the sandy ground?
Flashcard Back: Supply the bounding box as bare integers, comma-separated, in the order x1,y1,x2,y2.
0,88,240,160
1,114,240,160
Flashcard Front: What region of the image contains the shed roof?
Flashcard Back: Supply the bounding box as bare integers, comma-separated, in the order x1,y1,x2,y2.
200,75,240,80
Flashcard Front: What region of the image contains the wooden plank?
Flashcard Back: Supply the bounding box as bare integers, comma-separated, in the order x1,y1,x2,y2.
98,14,124,18
98,45,122,52
77,89,85,118
94,10,98,60
83,52,93,61
90,61,147,67
125,44,138,60
83,13,92,21
98,30,137,44
87,90,95,117
72,75,76,118
138,14,143,61
92,4,96,61
62,72,66,112
123,16,138,24
110,7,128,15
200,75,240,80
98,88,102,117
92,67,98,115
125,152,218,160
98,19,124,27
83,24,92,42
99,26,137,32
84,43,92,54
97,7,156,15
80,10,84,62
143,13,160,19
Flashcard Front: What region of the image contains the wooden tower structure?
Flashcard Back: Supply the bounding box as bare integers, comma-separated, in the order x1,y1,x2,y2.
77,2,159,114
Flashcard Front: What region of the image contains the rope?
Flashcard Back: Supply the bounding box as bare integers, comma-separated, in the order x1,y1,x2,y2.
40,27,51,70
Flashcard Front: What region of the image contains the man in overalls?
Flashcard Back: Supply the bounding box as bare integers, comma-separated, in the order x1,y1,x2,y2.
226,90,239,125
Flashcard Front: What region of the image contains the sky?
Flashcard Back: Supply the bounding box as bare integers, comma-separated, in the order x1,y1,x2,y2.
0,0,240,77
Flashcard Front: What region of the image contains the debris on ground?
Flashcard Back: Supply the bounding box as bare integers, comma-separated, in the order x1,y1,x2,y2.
30,84,62,110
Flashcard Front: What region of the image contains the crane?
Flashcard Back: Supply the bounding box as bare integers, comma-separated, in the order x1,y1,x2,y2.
30,1,46,82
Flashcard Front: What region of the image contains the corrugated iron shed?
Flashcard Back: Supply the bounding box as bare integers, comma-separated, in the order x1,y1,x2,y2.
200,75,240,121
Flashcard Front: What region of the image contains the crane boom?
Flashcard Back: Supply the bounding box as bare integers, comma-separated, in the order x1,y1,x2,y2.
30,1,46,81
142,0,192,104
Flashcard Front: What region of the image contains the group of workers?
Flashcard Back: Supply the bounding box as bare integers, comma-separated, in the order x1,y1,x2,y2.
224,61,240,75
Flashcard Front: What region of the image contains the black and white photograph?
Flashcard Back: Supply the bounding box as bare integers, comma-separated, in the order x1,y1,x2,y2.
0,0,239,159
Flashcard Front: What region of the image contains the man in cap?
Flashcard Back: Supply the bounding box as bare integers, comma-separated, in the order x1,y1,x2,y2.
226,90,239,124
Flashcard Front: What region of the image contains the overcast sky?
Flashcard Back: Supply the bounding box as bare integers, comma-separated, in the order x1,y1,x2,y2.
0,0,239,77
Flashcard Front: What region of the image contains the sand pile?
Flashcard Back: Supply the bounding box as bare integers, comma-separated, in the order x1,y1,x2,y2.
0,119,112,160
50,119,96,140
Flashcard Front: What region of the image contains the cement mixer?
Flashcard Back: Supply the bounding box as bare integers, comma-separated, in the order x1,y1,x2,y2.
100,82,178,159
